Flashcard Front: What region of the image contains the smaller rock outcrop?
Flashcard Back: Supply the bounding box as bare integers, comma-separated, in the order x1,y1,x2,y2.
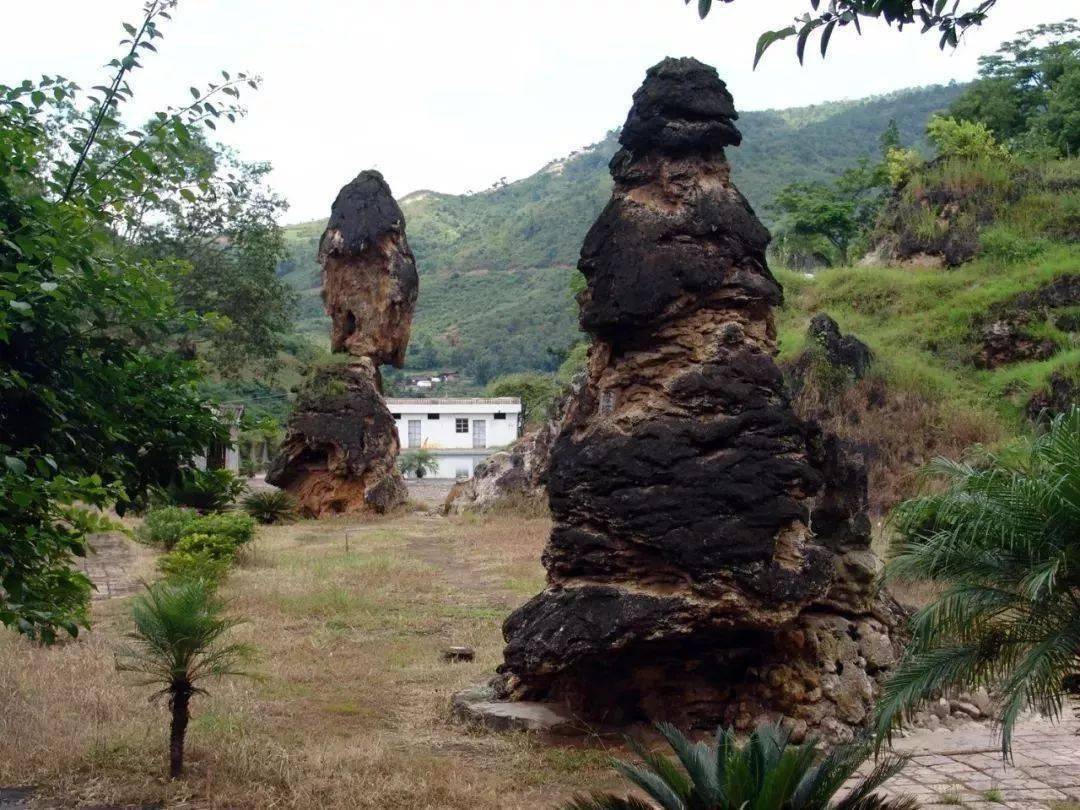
267,360,406,517
790,314,874,391
974,274,1078,369
1027,369,1079,423
268,171,416,517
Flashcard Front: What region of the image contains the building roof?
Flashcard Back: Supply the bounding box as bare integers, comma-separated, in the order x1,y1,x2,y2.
385,397,521,406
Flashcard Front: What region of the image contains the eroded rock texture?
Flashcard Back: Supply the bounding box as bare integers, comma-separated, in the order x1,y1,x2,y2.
320,172,419,364
495,58,900,742
267,171,415,516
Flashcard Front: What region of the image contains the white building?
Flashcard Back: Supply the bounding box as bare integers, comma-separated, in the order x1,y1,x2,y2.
387,397,522,480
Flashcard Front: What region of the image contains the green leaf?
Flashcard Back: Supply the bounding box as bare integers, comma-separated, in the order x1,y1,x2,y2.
754,26,797,69
40,282,58,293
179,188,197,202
4,456,27,475
697,0,712,19
122,22,137,35
30,90,45,107
10,300,32,314
190,86,200,99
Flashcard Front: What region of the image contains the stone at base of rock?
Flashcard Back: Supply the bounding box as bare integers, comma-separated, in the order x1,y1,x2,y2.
451,683,578,735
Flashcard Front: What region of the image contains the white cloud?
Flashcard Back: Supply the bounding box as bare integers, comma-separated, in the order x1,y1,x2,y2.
2,1,1074,221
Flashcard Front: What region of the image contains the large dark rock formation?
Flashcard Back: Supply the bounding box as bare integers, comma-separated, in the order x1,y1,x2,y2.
492,58,900,742
268,171,415,516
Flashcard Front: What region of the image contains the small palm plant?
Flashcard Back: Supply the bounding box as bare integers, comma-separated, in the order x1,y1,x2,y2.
398,448,441,479
564,722,914,810
115,579,256,778
242,489,298,524
876,406,1080,758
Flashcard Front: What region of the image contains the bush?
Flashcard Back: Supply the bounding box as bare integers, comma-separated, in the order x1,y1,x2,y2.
398,449,440,480
135,506,197,550
185,512,255,547
173,532,239,562
154,468,247,513
487,372,560,426
156,549,231,584
242,490,298,524
927,115,1009,161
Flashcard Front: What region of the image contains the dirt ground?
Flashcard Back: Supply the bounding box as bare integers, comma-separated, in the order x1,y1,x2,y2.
2,511,1078,809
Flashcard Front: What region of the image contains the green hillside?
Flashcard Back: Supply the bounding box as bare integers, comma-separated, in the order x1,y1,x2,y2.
281,83,966,376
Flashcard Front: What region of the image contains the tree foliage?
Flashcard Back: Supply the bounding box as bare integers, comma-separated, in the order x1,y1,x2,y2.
0,0,261,640
950,20,1080,156
877,407,1080,758
687,0,999,67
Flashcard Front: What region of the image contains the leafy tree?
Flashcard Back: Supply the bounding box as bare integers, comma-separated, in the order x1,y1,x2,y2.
686,0,999,66
566,721,914,810
115,579,256,778
772,181,860,265
136,146,296,378
950,20,1080,154
398,449,440,479
876,407,1080,758
0,1,258,640
926,115,1009,160
487,372,560,426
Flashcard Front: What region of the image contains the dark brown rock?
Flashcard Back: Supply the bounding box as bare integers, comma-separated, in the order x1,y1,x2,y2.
492,57,899,741
975,274,1078,369
319,171,418,366
266,360,406,517
1027,369,1079,422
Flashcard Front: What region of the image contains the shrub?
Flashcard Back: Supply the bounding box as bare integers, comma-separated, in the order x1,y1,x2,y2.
156,549,231,584
398,449,440,479
927,115,1009,162
565,721,914,810
154,468,246,513
173,532,239,562
486,372,560,425
242,490,298,524
135,506,197,550
185,512,255,547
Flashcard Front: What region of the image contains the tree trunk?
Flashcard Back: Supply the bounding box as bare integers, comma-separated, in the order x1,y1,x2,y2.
169,684,192,779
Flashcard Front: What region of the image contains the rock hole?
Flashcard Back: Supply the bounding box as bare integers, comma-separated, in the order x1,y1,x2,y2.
835,661,845,675
345,310,357,336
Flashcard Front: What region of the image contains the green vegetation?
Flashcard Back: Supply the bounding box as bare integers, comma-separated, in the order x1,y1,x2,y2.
242,489,298,524
153,468,247,513
0,1,267,640
135,506,198,550
115,579,256,778
487,372,561,426
566,721,913,810
877,407,1080,758
398,449,440,480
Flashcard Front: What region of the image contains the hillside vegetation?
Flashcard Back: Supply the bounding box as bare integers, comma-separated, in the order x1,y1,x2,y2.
280,84,966,376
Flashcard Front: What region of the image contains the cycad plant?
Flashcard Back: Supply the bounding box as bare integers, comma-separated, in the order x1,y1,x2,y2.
877,406,1080,757
242,489,298,524
564,722,914,810
398,449,441,479
115,579,256,778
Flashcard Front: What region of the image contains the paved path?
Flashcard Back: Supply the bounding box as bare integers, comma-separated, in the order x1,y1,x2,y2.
864,709,1080,809
76,532,139,600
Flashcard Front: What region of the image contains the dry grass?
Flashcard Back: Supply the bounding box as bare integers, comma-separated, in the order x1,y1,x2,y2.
0,512,622,809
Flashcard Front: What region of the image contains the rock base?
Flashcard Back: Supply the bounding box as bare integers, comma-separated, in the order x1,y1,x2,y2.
451,682,578,735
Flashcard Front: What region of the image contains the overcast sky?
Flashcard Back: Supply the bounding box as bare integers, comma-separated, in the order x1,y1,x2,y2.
2,1,1074,222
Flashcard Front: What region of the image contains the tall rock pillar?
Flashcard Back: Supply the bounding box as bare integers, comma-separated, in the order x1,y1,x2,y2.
267,171,418,517
495,58,899,741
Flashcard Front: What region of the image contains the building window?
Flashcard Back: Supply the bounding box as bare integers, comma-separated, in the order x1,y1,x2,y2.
427,413,440,420
455,418,469,433
455,467,470,480
494,412,507,420
391,413,401,420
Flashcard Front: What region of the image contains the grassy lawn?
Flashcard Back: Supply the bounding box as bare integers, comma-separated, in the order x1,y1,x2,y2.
0,512,622,809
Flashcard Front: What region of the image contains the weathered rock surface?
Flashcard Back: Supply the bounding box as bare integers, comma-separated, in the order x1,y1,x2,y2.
266,360,407,517
788,314,874,396
1027,368,1079,422
975,274,1078,369
268,171,415,516
319,171,418,365
488,57,900,741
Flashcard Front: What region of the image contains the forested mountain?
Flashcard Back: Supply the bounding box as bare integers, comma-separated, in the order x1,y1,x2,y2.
280,82,966,376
